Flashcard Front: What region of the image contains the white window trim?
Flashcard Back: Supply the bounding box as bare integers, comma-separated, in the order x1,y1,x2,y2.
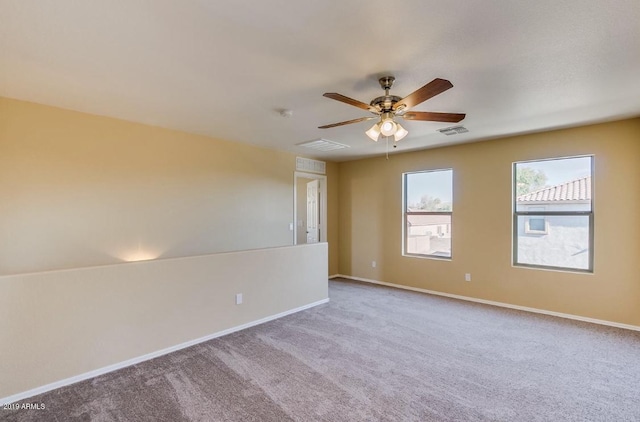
512,155,594,273
402,168,453,260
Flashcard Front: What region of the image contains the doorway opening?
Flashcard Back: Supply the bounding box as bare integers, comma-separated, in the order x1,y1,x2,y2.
293,172,327,245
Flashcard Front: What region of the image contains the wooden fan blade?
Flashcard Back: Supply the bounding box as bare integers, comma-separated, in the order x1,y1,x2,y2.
393,78,453,111
323,93,376,112
402,111,466,123
318,116,376,129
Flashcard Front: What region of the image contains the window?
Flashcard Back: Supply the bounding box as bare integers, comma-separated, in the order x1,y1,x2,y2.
404,169,453,259
513,156,593,272
524,206,548,234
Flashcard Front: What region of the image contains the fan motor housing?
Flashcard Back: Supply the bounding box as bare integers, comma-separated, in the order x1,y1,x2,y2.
370,95,401,112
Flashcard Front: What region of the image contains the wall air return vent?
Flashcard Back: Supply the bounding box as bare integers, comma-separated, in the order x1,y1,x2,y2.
296,157,326,174
438,126,469,136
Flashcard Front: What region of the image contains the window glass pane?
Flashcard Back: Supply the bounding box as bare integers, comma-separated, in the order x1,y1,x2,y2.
406,214,451,258
515,156,592,212
516,215,590,270
406,170,453,212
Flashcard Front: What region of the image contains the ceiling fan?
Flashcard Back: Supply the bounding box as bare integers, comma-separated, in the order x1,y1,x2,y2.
319,76,465,142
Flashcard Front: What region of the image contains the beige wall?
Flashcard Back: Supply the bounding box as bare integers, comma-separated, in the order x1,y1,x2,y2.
338,118,640,326
0,243,329,400
326,161,340,276
0,97,338,275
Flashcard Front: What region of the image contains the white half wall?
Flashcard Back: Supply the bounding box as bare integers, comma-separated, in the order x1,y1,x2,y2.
0,243,329,400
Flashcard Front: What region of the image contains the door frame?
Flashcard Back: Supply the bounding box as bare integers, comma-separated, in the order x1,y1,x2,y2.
293,171,327,245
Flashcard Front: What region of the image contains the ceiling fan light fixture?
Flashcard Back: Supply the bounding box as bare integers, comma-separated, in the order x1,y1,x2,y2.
394,124,408,142
380,113,398,136
365,123,381,141
380,120,396,136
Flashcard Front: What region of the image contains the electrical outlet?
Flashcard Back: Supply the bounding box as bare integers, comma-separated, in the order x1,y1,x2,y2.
235,293,243,305
465,273,471,282
372,261,377,268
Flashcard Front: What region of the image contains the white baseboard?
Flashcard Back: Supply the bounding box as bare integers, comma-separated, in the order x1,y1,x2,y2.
328,274,341,279
0,298,329,406
334,274,640,332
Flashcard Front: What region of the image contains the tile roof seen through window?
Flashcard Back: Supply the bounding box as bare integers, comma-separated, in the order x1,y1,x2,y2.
517,176,591,202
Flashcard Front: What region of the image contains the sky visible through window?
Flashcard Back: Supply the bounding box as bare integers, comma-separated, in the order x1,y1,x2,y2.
406,169,453,206
407,157,590,206
517,156,591,187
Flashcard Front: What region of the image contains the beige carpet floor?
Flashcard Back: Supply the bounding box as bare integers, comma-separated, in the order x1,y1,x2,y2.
2,278,639,421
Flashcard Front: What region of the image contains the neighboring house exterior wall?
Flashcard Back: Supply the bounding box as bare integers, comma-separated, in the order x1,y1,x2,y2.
407,215,451,256
516,176,591,270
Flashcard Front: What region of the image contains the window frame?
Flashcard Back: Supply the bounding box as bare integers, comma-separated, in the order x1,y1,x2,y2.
403,168,453,260
512,155,594,273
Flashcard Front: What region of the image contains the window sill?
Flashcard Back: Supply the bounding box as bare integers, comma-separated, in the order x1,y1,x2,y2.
403,253,452,261
512,263,593,275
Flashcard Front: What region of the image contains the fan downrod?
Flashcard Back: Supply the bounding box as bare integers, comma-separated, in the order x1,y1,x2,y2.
371,76,400,112
378,76,395,92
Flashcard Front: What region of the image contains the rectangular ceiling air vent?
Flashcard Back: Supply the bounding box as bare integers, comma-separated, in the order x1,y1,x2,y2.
296,138,350,151
438,126,469,136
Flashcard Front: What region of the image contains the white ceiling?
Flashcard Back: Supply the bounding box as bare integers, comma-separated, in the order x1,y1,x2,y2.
2,0,639,162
